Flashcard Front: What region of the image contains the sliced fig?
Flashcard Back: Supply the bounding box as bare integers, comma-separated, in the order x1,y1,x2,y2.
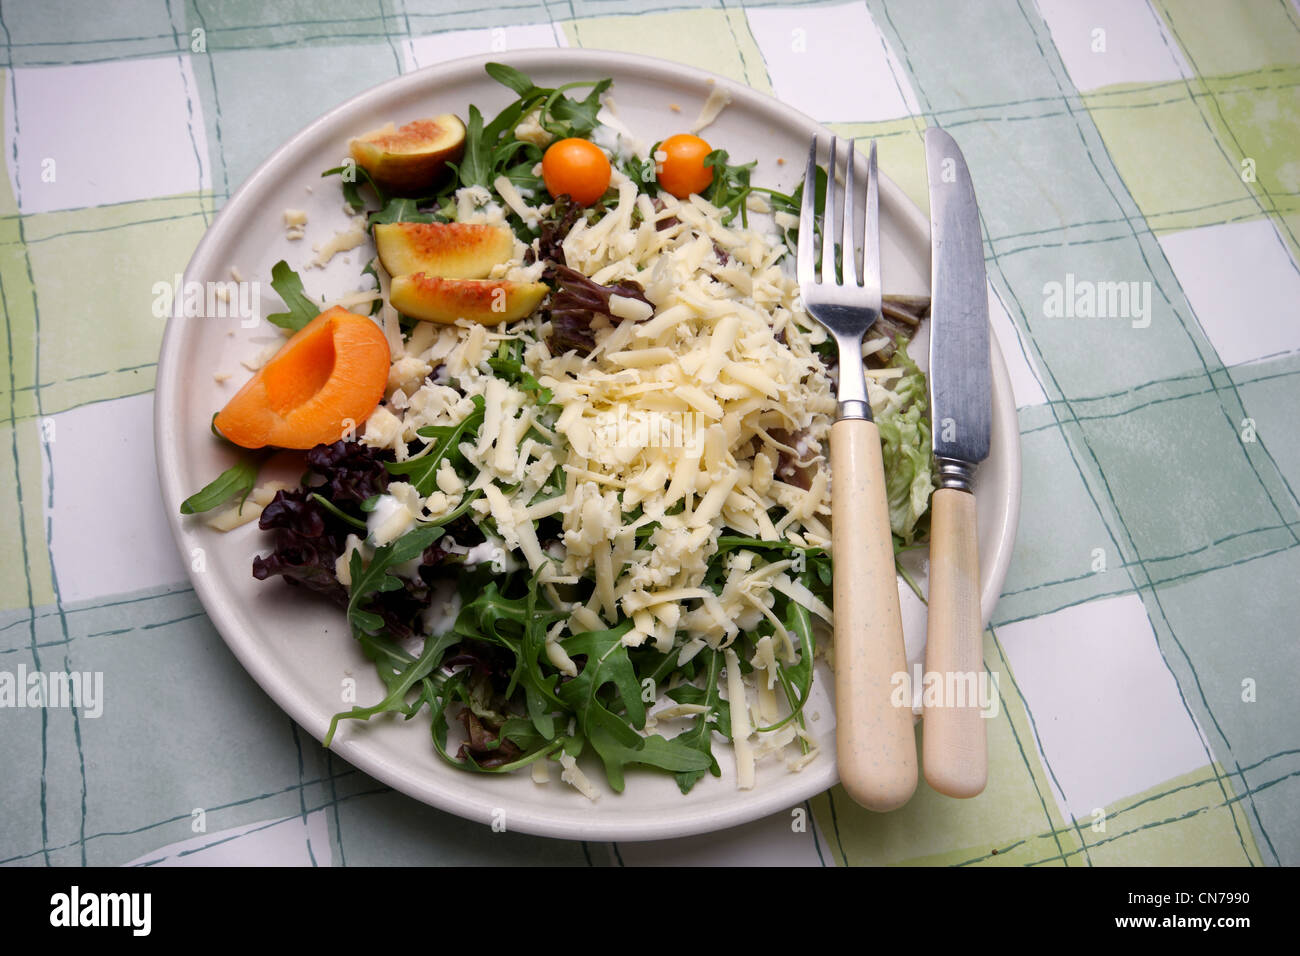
389,274,548,326
374,222,515,279
349,114,466,195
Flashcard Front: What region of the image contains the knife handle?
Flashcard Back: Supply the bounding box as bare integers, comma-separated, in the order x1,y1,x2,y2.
922,487,988,798
830,418,918,812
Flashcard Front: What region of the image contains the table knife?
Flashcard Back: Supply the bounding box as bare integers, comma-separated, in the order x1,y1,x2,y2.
923,127,990,798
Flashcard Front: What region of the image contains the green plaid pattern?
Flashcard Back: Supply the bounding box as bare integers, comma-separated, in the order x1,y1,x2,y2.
1,0,1296,866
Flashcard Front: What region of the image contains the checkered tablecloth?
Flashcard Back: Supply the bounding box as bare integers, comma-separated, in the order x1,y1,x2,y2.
2,0,1297,867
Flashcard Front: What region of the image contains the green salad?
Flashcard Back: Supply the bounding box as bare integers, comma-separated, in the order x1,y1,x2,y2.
184,64,934,798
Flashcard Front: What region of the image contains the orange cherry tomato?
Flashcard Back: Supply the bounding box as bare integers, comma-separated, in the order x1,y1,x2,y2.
542,138,612,206
656,134,715,198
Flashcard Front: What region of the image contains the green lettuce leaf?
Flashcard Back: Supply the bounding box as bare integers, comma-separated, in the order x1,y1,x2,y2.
872,340,935,542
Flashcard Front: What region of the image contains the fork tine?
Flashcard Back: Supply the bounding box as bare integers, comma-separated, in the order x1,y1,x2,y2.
797,136,818,286
842,138,858,288
863,140,881,310
820,136,839,284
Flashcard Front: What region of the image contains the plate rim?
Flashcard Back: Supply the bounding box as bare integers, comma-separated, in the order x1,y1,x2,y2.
155,47,1021,842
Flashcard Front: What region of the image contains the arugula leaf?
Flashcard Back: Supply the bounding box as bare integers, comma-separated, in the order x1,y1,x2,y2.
367,196,439,229
445,574,568,748
753,596,815,737
481,92,545,149
453,105,492,190
346,525,443,635
500,156,546,196
756,163,827,255
322,162,386,212
540,620,713,792
667,647,731,792
386,394,486,496
265,260,320,332
482,66,612,139
466,65,613,195
714,536,832,603
490,139,546,216
615,149,658,196
179,457,261,515
309,492,367,531
452,577,567,714
324,630,457,746
703,149,757,226
541,79,612,139
355,630,424,696
685,543,824,748
487,341,553,403
587,726,712,793
782,595,816,708
715,535,826,559
484,62,535,97
418,574,736,790
426,487,483,529
427,670,567,773
520,572,560,739
558,620,646,739
497,715,548,752
491,137,539,172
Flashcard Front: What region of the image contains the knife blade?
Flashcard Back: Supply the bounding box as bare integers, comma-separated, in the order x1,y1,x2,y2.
922,127,990,799
926,127,990,481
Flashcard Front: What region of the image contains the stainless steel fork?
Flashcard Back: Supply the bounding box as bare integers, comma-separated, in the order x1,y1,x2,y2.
798,137,917,812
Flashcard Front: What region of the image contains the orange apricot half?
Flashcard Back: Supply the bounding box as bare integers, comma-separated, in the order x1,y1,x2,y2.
213,307,391,450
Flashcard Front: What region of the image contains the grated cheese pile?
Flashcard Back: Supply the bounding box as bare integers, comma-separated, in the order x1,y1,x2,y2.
357,174,902,792
537,178,838,655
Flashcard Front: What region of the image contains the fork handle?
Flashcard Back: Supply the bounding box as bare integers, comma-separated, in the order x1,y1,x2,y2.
830,418,918,812
922,487,988,798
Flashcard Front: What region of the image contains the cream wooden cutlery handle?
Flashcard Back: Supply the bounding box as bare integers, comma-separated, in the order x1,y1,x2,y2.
830,418,918,811
922,487,988,798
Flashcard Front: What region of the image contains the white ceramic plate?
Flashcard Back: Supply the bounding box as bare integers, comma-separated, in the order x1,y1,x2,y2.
155,49,1021,842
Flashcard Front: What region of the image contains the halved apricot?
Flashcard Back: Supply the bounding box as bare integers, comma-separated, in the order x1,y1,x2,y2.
213,307,391,450
349,114,466,195
389,274,548,326
374,222,515,279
